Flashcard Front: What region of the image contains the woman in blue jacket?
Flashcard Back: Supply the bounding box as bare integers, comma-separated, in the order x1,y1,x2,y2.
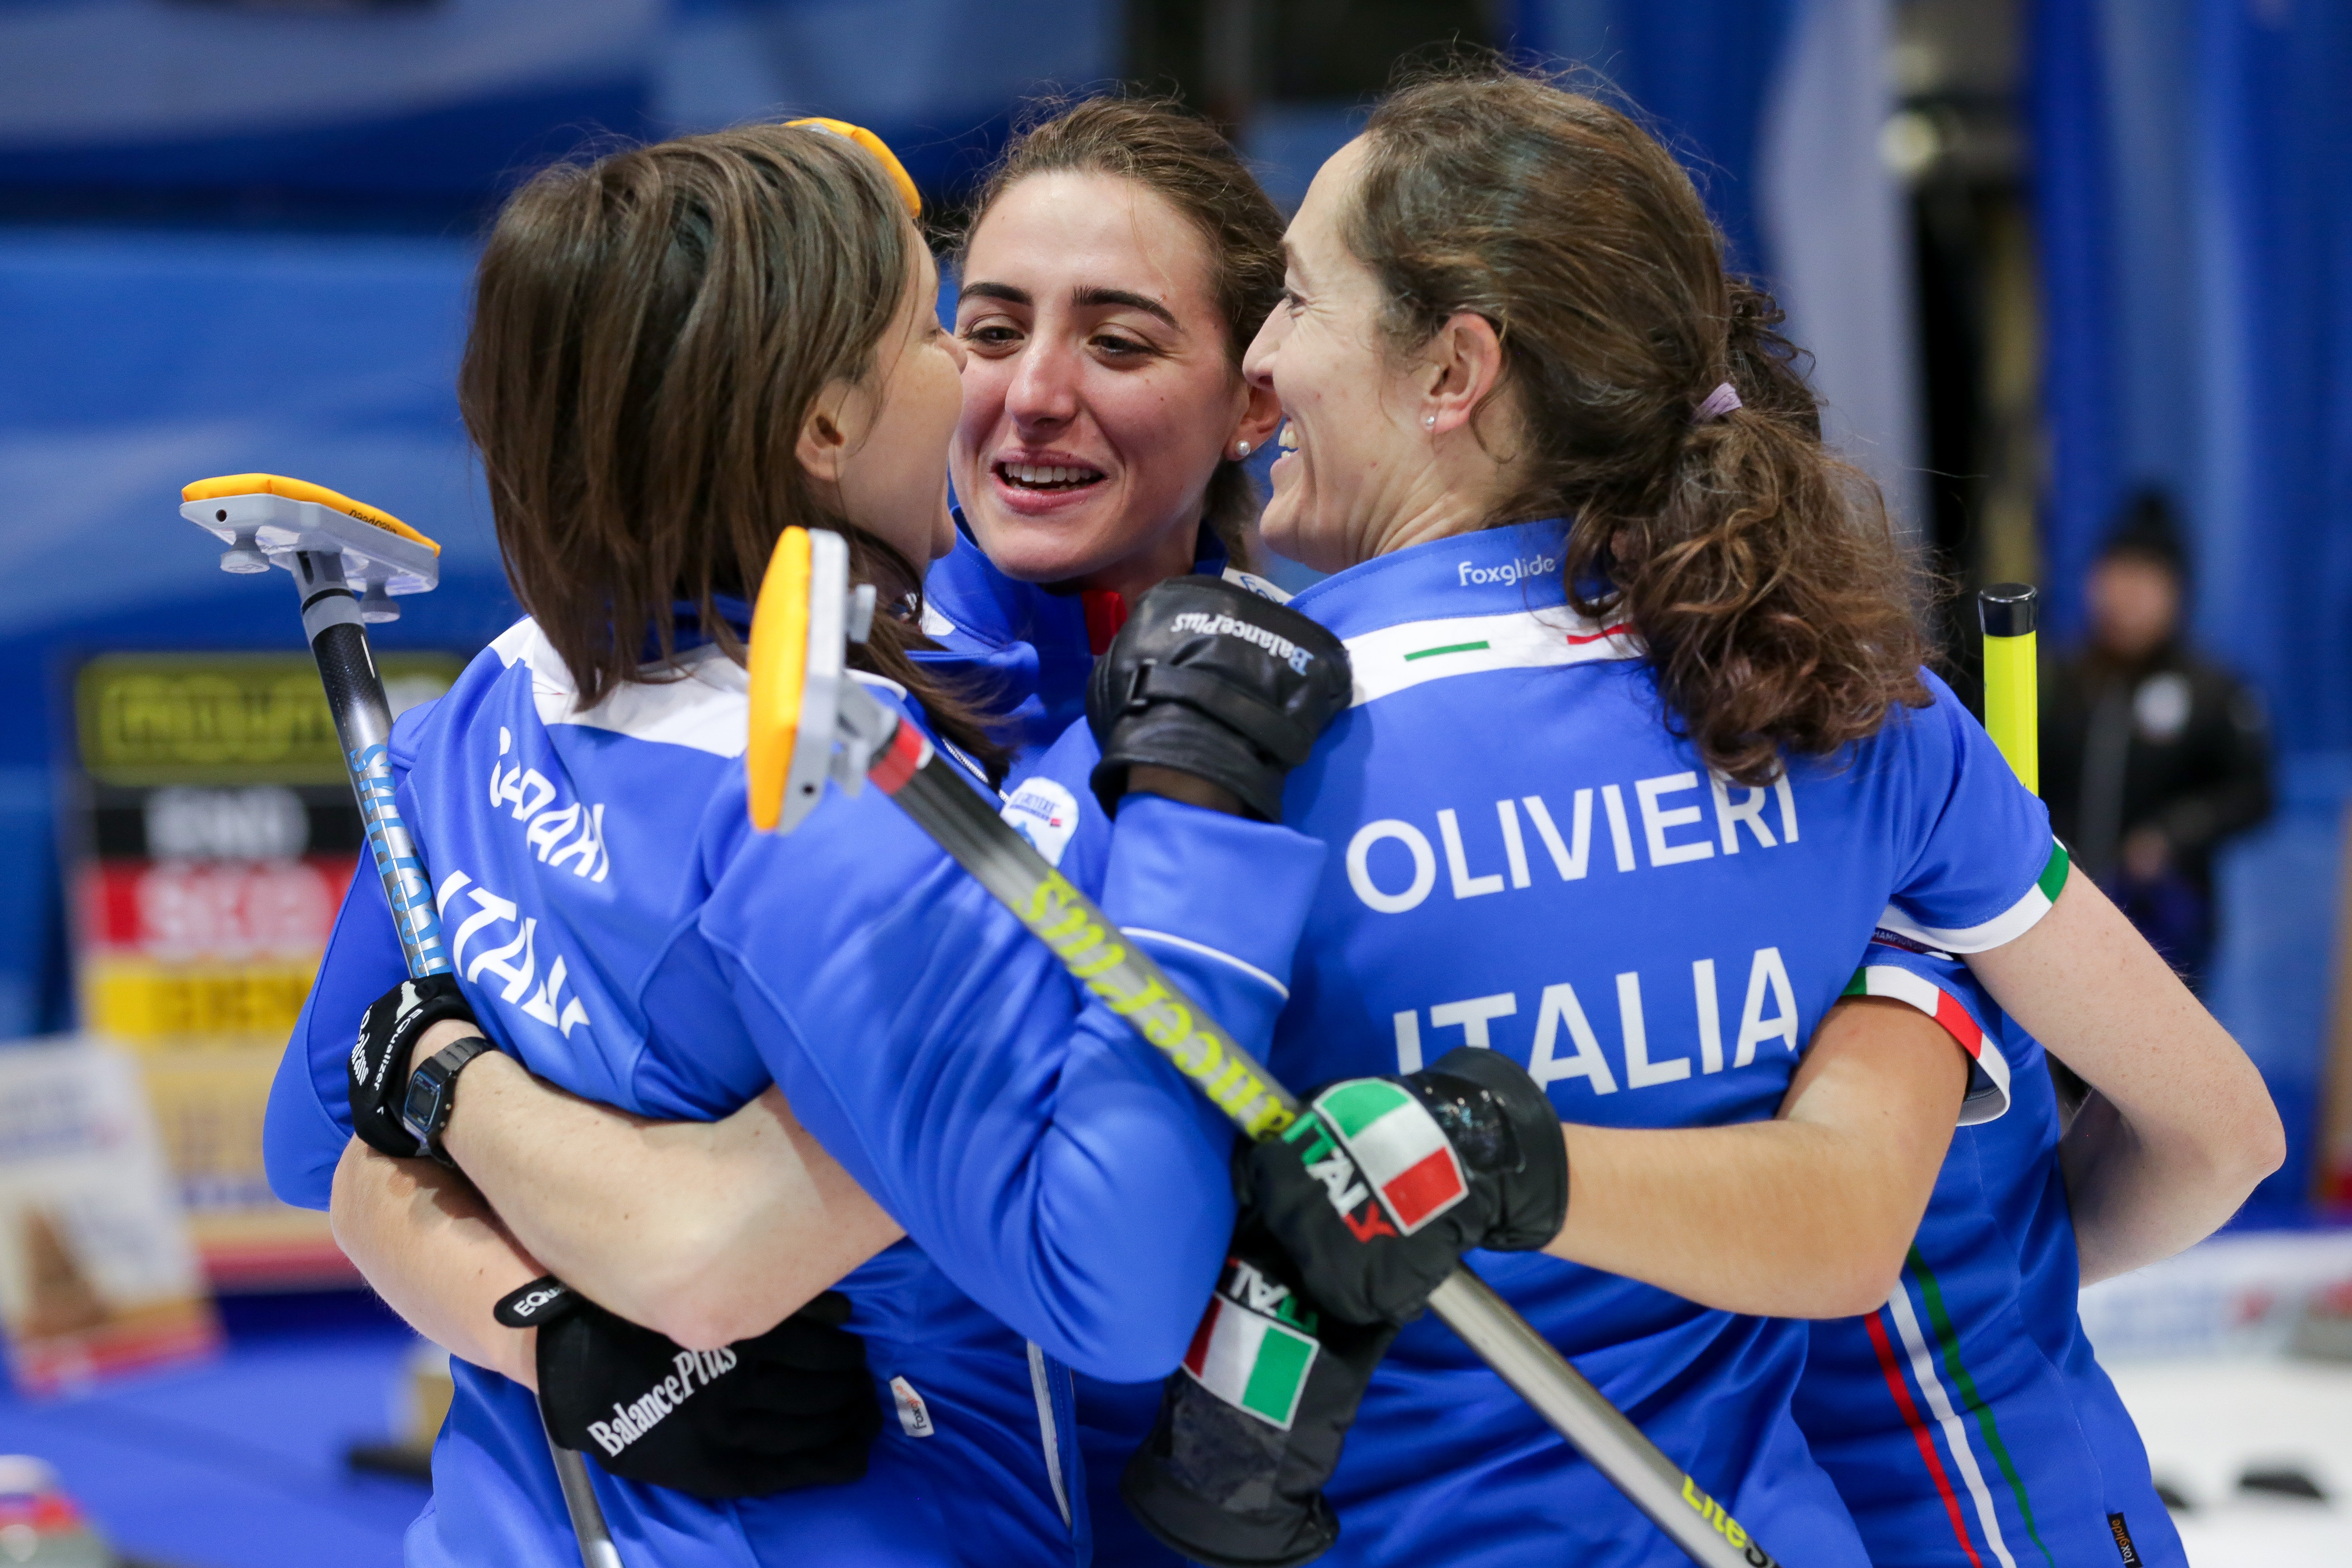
267,121,1346,1567
1800,935,2195,1568
310,96,1311,1568
920,93,1293,779
1036,65,2279,1568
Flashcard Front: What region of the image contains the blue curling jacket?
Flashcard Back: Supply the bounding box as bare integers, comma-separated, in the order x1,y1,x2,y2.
919,528,1290,1567
1797,935,2185,1568
263,609,1325,1568
1038,519,2065,1568
918,518,1287,782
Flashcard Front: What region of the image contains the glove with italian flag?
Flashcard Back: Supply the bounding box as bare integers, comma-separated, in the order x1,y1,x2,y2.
1238,1046,1569,1327
1121,1222,1395,1568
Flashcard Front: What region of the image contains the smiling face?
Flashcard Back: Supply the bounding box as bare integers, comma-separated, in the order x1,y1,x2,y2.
1248,136,1528,572
952,171,1263,593
1246,138,1430,573
821,233,967,568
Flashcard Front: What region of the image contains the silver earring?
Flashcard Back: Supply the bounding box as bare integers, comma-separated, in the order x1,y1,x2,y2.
1424,414,1436,429
1234,439,1253,458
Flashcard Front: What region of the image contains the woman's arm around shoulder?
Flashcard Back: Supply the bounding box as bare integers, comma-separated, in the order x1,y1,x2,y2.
425,1026,904,1350
1543,996,1970,1317
1965,864,2284,1282
329,1137,542,1388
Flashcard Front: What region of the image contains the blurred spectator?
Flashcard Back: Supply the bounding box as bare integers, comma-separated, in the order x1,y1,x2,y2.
2042,491,2273,986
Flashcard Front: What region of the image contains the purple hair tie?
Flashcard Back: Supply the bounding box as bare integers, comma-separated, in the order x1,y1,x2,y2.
1692,382,1743,424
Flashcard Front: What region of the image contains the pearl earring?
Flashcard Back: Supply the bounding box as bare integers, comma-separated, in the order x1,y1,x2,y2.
1234,439,1253,458
1424,414,1436,429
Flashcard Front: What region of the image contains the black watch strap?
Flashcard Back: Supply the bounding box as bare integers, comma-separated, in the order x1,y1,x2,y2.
402,1034,495,1166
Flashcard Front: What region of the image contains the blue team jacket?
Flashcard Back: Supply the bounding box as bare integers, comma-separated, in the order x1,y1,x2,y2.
918,529,1289,1568
1799,936,2186,1568
1035,519,2063,1568
917,519,1286,782
263,609,1325,1567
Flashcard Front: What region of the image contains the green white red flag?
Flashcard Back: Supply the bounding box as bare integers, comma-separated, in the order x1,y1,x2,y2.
1181,1293,1318,1429
1315,1078,1468,1233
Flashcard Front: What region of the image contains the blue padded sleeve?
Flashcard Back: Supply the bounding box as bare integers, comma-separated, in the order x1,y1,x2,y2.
1097,792,1327,1062
264,718,438,1210
264,857,408,1209
702,737,1321,1381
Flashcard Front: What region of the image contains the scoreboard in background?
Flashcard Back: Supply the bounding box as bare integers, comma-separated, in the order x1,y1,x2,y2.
70,653,459,1289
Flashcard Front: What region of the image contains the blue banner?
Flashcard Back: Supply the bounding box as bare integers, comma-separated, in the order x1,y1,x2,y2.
2036,0,2352,1208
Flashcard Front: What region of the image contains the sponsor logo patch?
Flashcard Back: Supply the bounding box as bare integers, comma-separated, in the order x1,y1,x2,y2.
1167,610,1315,674
1002,778,1081,868
890,1375,934,1438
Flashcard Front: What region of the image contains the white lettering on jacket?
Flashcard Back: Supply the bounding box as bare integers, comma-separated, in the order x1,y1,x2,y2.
1455,553,1558,588
1395,947,1799,1092
491,728,611,882
434,869,591,1038
1343,772,1798,913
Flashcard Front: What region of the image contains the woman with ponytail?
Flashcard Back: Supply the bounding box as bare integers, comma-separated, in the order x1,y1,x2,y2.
1033,65,2277,1568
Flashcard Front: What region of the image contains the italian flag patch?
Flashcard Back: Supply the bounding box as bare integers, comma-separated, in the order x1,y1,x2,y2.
1182,1293,1319,1430
1843,964,2013,1125
1315,1079,1468,1234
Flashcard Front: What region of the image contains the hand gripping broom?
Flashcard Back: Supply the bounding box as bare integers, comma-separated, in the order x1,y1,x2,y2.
184,475,626,1568
745,525,1790,1568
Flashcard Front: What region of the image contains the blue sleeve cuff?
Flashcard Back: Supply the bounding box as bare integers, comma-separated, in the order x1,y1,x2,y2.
264,1024,347,1211
263,860,406,1209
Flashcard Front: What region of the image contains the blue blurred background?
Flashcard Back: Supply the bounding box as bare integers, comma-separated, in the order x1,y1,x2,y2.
1,0,2349,1557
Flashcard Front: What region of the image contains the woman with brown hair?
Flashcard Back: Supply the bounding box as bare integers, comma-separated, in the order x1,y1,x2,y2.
1025,64,2280,1568
262,118,1351,1566
302,95,1306,1567
923,93,1291,773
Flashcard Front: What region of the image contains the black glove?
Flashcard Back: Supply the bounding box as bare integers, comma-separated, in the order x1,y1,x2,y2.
348,973,479,1158
1087,576,1352,821
1239,1047,1569,1326
1122,1223,1396,1568
507,1277,884,1499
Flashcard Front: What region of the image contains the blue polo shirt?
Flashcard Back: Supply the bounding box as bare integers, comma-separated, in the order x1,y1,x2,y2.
1034,518,2060,1567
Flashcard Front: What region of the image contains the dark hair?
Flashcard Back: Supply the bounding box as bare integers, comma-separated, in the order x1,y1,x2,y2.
1350,68,1928,785
460,123,1005,773
962,94,1286,567
2098,488,2189,578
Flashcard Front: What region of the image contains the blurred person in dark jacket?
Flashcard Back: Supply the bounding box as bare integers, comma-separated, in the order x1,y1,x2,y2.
2042,491,2272,986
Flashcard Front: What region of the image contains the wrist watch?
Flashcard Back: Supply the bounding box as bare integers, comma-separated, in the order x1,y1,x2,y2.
402,1035,495,1166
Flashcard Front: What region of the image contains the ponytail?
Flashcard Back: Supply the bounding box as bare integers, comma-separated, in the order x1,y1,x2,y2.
1353,67,1929,786
1559,282,1927,786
